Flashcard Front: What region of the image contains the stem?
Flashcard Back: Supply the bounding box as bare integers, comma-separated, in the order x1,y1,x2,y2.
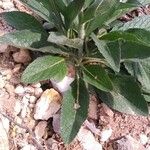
82,57,107,65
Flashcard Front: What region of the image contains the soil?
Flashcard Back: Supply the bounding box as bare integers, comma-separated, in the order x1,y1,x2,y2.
0,1,150,150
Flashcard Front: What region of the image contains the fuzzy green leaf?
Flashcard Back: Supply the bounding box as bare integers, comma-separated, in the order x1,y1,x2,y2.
82,65,113,92
61,78,89,144
19,0,54,23
113,15,150,31
124,59,150,93
96,75,148,116
91,33,121,72
48,32,83,50
64,0,85,28
21,55,67,83
1,11,45,32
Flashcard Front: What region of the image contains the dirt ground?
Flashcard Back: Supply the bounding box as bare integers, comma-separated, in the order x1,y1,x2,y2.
0,1,150,150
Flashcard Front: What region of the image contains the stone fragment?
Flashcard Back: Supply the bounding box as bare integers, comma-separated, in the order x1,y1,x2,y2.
0,44,8,53
100,103,114,117
34,89,61,120
0,78,5,89
77,127,102,150
100,128,112,142
140,133,148,145
24,86,35,94
21,144,36,150
52,114,60,134
13,49,31,63
88,96,98,120
5,83,15,96
14,100,22,115
46,138,59,150
34,87,43,98
13,64,21,73
34,121,47,140
29,96,37,104
32,83,41,88
110,135,146,150
2,2,14,10
15,85,25,95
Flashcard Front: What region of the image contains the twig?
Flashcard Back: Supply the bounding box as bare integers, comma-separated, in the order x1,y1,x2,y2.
0,111,44,150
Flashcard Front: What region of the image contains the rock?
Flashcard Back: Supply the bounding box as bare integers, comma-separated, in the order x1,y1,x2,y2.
0,78,5,89
100,103,114,117
5,83,15,96
84,120,100,136
13,49,31,64
24,86,35,94
51,76,74,93
0,119,9,150
0,44,8,53
110,135,146,150
2,2,14,10
34,89,61,120
140,133,148,145
13,64,22,73
0,115,10,133
15,85,25,95
34,87,43,98
34,121,47,140
52,114,60,134
29,103,35,108
21,95,30,118
32,83,41,88
21,144,36,150
88,96,98,120
100,128,112,142
77,127,102,150
14,100,22,115
29,96,37,104
46,138,59,150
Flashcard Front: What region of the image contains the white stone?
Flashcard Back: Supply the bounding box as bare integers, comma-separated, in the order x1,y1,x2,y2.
34,121,47,140
140,134,148,145
2,2,14,9
24,86,35,94
14,100,22,115
34,87,43,98
0,78,5,89
29,96,37,104
0,44,8,53
100,128,112,142
15,85,25,95
32,83,41,88
34,89,61,120
21,144,36,150
51,76,74,93
77,127,102,150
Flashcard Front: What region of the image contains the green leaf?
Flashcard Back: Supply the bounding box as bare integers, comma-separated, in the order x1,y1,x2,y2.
1,11,45,32
113,15,150,31
61,78,89,144
121,41,150,60
100,29,150,47
64,0,85,28
85,0,142,35
19,0,54,22
91,33,121,72
21,55,67,83
82,65,113,92
0,30,48,49
48,32,83,50
124,58,150,93
96,75,148,116
143,94,150,102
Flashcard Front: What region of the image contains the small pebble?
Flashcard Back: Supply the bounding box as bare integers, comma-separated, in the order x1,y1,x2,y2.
13,64,21,73
2,2,14,9
0,78,5,89
34,87,43,98
29,103,35,108
29,96,37,104
24,86,35,94
14,100,22,115
15,85,25,95
32,83,41,88
140,133,148,145
100,128,112,142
